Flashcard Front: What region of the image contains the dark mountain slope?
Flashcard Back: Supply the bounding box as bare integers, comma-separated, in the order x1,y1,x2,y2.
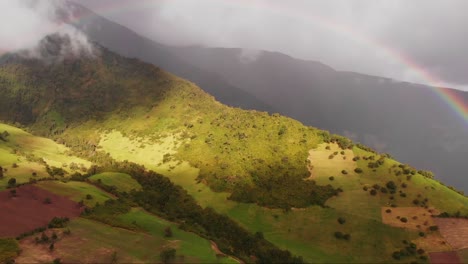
67,2,274,113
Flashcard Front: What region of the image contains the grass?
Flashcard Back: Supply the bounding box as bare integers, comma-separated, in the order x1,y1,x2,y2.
118,208,236,263
0,123,90,170
0,238,20,262
35,181,114,207
0,123,92,190
458,248,468,263
89,172,142,193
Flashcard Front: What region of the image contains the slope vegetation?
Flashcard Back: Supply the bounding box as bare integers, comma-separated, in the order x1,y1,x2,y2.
1,45,467,263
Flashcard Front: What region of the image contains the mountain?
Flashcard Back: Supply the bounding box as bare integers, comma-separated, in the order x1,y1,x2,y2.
0,40,467,263
170,47,468,193
65,2,468,193
66,2,274,114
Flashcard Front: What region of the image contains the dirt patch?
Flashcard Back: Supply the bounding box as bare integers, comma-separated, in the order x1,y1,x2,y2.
414,233,452,253
0,185,81,237
433,218,468,250
429,251,461,264
381,207,437,231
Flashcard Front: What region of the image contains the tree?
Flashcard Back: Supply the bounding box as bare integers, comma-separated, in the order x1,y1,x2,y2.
386,181,397,190
0,166,3,178
164,227,173,238
44,197,52,204
337,217,346,225
7,178,16,188
160,248,176,264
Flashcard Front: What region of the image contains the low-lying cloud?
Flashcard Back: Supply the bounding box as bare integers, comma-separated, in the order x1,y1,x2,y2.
0,0,94,59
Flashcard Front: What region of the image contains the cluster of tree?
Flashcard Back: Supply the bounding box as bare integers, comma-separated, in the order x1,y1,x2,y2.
83,162,304,263
391,240,427,262
322,134,354,150
46,165,67,177
48,217,70,228
229,173,339,210
437,211,468,219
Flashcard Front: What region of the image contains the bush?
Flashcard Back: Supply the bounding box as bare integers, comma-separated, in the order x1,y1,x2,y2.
370,189,377,196
385,209,392,213
7,178,16,188
337,217,346,225
329,176,335,181
341,170,348,175
164,227,173,238
429,225,439,231
354,168,363,174
400,217,408,223
386,181,397,190
160,248,176,264
334,232,344,239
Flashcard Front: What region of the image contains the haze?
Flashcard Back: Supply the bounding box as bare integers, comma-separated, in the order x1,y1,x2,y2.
68,0,468,91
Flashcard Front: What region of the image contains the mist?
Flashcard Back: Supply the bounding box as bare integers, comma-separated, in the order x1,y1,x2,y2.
76,0,468,91
0,0,94,59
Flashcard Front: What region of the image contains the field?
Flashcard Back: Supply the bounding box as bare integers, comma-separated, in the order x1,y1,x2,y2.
0,185,81,237
0,123,90,170
117,208,237,263
308,143,356,181
89,172,142,193
16,213,236,264
433,218,468,250
381,207,436,230
429,251,461,264
36,181,114,207
0,123,91,191
0,238,20,262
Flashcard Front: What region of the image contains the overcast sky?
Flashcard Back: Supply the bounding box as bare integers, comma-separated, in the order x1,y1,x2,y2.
6,0,468,91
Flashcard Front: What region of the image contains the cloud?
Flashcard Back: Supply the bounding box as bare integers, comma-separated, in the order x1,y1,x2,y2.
75,0,468,90
0,0,95,59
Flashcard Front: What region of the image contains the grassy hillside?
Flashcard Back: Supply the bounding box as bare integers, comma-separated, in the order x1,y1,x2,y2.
1,46,467,263
0,123,90,190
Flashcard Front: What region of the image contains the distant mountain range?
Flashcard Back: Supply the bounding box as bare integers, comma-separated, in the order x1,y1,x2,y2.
69,2,468,193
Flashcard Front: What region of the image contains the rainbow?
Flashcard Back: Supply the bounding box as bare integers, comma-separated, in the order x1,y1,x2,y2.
29,0,468,124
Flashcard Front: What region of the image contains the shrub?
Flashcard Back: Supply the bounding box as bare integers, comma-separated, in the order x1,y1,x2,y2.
7,178,16,188
370,189,377,196
160,248,176,264
400,217,408,223
329,176,335,181
337,217,346,225
385,209,392,213
429,225,439,231
386,181,397,190
334,232,344,239
341,170,348,175
354,168,363,174
164,227,173,238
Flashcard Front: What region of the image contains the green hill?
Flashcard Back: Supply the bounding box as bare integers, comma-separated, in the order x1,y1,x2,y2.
0,44,467,263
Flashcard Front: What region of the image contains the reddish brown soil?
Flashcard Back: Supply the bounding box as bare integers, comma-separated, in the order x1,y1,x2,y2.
0,185,81,237
433,218,468,250
429,251,461,264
